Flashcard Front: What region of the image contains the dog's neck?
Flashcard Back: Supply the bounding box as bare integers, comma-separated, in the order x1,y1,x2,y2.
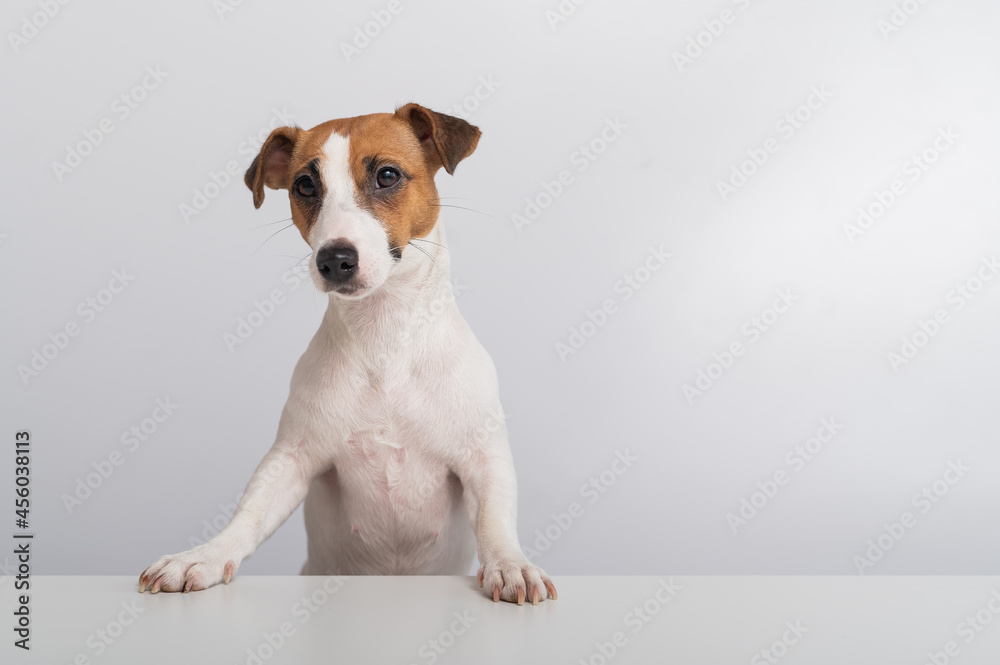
322,223,453,359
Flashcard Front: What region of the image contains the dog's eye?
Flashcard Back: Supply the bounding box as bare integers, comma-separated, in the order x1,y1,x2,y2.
295,177,316,197
375,167,401,189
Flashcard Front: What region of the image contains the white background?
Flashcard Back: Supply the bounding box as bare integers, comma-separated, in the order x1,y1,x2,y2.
1,0,998,578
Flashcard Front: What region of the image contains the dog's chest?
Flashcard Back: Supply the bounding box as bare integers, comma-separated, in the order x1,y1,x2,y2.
330,368,455,504
294,312,484,516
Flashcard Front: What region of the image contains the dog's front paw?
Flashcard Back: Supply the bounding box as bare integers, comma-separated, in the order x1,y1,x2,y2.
138,545,238,594
477,554,557,605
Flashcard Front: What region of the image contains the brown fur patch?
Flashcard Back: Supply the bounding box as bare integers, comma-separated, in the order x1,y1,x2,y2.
345,113,442,254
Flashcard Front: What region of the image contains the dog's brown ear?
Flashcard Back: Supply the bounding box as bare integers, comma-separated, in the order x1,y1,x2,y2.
244,126,301,208
395,103,481,175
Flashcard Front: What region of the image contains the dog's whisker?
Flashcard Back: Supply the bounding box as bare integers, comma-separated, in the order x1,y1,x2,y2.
269,253,314,265
407,240,439,271
281,252,314,274
250,217,293,230
428,203,493,218
409,237,448,250
252,223,296,255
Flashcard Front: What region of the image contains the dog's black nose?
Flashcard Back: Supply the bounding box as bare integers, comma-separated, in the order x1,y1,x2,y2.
316,242,358,283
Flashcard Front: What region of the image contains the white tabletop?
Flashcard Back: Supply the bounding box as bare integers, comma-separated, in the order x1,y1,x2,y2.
10,575,1000,664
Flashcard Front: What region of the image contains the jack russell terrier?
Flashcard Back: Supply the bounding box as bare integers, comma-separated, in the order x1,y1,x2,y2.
139,104,557,605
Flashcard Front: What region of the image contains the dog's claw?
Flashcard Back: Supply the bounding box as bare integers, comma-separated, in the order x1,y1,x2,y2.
480,557,553,605
544,580,558,600
139,547,235,594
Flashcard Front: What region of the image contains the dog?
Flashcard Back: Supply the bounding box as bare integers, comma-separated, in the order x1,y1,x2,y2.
138,104,556,605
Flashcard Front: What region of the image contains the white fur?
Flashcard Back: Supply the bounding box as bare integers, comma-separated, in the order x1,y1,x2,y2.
140,131,554,604
307,133,395,296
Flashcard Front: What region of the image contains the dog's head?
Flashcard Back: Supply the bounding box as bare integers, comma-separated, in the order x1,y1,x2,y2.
245,104,480,298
